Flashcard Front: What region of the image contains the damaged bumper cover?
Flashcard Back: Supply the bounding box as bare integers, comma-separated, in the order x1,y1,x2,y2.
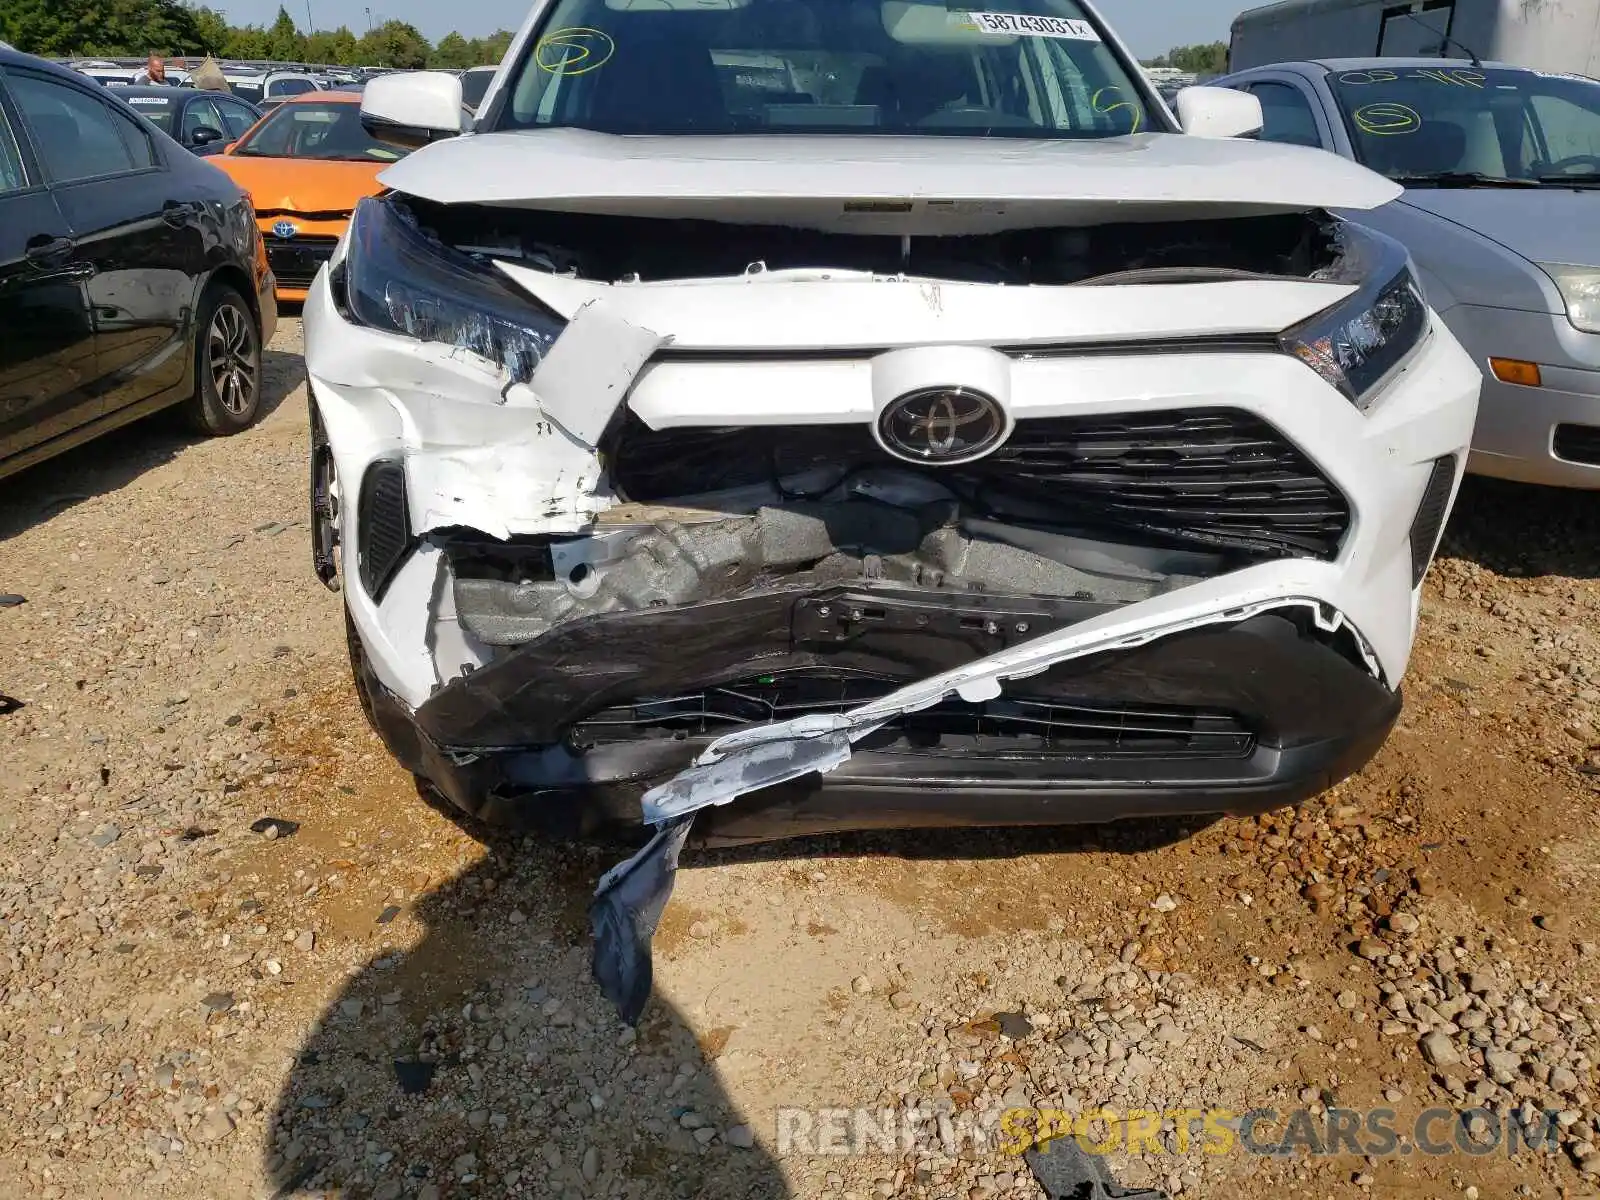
354,566,1400,845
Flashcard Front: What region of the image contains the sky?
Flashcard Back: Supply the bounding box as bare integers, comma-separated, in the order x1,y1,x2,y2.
225,0,1240,58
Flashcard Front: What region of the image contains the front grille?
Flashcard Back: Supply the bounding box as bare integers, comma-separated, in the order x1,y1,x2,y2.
609,408,1351,561
266,235,338,289
1409,455,1456,586
1554,424,1600,466
357,460,410,601
569,667,1255,760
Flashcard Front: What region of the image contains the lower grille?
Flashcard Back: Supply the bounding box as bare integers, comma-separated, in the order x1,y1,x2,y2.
1554,424,1600,466
1409,455,1456,586
609,408,1350,560
266,235,338,289
569,667,1255,760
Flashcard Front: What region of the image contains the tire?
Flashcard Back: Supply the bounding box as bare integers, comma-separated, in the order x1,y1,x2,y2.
184,284,262,435
344,604,380,733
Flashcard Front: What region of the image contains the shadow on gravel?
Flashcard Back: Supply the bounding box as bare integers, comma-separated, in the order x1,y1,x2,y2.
262,808,790,1200
692,814,1217,868
0,347,302,542
1444,475,1600,579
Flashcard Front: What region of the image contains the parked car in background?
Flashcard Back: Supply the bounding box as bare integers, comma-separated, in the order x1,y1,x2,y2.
1212,58,1600,486
0,47,276,481
117,85,262,155
257,72,321,111
458,65,499,112
74,63,141,87
209,90,411,301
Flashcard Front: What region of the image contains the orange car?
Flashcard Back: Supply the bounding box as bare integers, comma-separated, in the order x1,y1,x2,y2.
211,91,409,302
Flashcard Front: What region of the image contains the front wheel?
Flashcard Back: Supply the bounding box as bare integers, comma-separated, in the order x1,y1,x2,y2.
184,284,262,435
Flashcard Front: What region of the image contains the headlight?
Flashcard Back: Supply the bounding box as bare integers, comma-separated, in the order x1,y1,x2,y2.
1281,225,1429,411
342,195,563,384
1538,263,1600,334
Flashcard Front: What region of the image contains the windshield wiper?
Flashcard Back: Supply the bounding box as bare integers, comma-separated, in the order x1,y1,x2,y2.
1391,171,1540,189
1535,173,1600,188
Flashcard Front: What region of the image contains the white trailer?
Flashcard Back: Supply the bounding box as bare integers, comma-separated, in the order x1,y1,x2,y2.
1229,0,1600,77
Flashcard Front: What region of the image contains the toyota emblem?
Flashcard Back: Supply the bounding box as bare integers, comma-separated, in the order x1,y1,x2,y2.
271,220,299,240
876,386,1009,465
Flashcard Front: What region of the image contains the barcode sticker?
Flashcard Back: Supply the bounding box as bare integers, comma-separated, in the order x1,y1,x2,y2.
962,11,1102,39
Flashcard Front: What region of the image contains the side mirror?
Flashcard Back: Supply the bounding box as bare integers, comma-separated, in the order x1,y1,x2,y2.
190,125,225,146
361,71,464,150
1174,86,1264,139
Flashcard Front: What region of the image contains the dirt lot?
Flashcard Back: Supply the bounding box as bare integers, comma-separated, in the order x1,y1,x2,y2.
4,317,1600,1199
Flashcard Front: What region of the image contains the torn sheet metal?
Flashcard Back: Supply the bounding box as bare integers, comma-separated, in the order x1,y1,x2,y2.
510,299,669,445
589,816,693,1025
406,300,666,538
641,563,1341,822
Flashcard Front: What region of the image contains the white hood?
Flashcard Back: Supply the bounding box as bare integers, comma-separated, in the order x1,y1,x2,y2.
380,127,1401,232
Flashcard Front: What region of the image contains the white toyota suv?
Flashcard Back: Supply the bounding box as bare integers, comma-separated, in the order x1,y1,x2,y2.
303,0,1479,1016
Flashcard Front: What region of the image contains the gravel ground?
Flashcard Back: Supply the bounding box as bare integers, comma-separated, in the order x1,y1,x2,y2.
4,317,1600,1199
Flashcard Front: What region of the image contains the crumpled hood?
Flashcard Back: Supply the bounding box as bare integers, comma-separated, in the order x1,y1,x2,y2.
1399,188,1600,267
379,127,1401,230
212,154,391,215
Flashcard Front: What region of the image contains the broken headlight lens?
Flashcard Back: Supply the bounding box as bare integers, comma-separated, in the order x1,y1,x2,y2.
1281,227,1429,411
343,195,563,384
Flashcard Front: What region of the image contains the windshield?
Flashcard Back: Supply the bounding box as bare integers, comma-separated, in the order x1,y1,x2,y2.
1328,65,1600,182
234,101,409,162
230,80,265,103
268,77,317,98
496,0,1155,138
461,69,496,108
123,95,176,132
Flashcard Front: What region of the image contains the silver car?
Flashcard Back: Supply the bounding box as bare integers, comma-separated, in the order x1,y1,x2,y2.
1213,57,1600,487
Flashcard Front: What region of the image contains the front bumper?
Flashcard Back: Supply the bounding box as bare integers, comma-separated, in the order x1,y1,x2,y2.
1439,302,1600,488
304,264,1479,842
353,586,1401,844
260,215,346,302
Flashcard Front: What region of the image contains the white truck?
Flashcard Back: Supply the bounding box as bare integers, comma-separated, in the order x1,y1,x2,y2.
1229,0,1600,78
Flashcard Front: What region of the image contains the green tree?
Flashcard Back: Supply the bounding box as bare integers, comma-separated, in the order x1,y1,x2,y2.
223,24,269,58
430,30,475,69
264,4,306,62
188,3,231,52
357,18,429,68
469,29,514,65
305,25,357,64
6,0,202,56
1148,42,1229,76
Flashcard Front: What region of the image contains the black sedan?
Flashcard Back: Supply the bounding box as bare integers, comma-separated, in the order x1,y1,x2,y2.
114,85,263,156
0,48,278,482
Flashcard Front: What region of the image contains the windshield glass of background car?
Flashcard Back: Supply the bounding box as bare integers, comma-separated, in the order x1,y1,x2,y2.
231,81,265,102
1328,66,1600,180
496,0,1152,138
268,77,317,97
461,69,496,107
233,102,409,161
123,94,176,132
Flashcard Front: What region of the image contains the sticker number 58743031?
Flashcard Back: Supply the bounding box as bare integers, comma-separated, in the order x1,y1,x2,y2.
963,11,1103,39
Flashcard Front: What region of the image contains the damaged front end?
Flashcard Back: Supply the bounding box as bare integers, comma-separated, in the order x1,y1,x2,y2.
308,186,1473,1021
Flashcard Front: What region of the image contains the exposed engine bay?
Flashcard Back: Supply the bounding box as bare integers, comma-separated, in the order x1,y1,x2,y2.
402,195,1345,286
444,407,1350,650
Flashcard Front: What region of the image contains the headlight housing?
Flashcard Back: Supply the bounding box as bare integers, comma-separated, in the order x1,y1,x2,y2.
1281,225,1430,411
340,195,563,384
1538,263,1600,334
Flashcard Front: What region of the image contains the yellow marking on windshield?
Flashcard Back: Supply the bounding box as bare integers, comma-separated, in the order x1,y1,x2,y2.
1353,102,1421,135
536,27,617,75
1092,86,1142,133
